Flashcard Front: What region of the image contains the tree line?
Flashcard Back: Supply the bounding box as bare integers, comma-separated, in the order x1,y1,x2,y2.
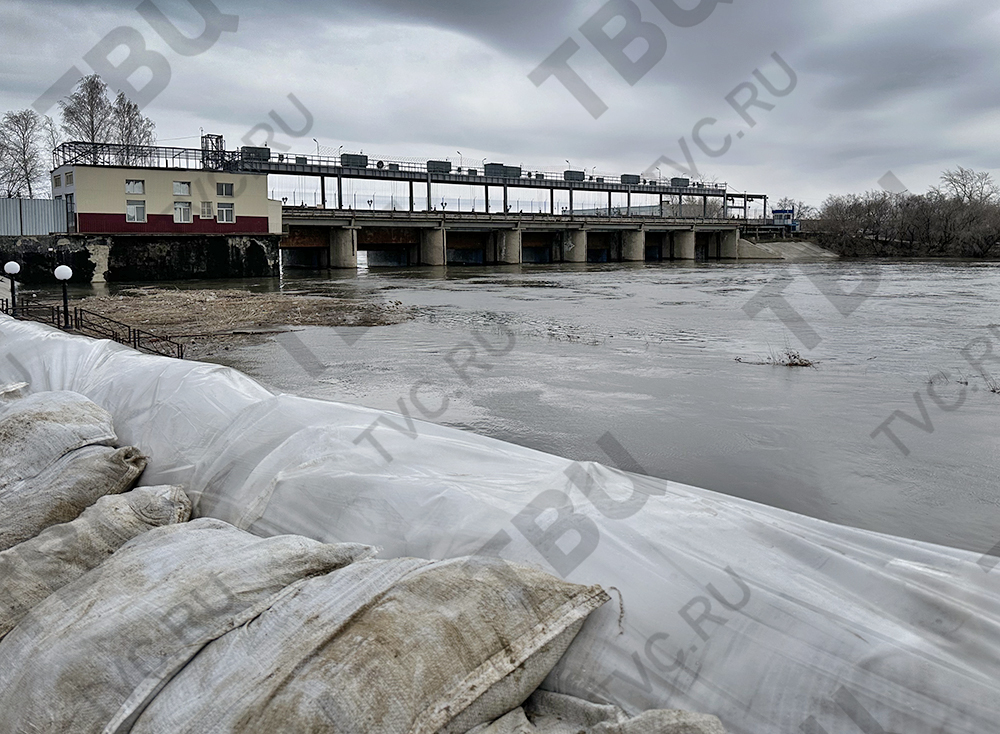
0,74,155,198
804,167,1000,258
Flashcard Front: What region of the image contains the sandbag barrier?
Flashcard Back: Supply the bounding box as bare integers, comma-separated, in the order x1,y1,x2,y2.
14,315,1000,732
0,382,723,733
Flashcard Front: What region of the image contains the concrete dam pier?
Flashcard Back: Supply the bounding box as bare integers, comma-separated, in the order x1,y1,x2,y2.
281,209,743,268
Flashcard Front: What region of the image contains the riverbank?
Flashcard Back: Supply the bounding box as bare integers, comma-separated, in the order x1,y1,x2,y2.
77,287,412,361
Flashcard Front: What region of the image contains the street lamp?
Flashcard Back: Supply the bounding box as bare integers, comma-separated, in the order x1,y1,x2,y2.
4,261,19,316
313,138,320,155
54,265,72,328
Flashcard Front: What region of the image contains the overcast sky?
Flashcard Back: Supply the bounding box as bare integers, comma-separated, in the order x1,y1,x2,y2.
3,0,1000,207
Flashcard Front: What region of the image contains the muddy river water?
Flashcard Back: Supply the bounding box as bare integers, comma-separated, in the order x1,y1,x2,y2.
50,259,1000,555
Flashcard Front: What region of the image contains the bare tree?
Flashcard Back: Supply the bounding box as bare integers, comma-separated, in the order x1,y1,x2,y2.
774,197,817,219
60,74,113,144
0,110,46,198
940,166,999,205
111,92,156,165
40,115,64,155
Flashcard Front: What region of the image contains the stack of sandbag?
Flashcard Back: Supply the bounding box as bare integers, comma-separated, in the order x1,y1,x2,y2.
0,387,193,643
0,485,192,639
0,518,621,734
0,519,376,732
0,390,148,549
0,383,719,732
131,555,610,733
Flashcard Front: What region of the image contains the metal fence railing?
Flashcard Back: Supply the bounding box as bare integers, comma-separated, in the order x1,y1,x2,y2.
73,308,185,359
0,300,185,360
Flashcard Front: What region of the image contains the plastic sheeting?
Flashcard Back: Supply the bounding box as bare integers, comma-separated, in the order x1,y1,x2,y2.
2,314,999,734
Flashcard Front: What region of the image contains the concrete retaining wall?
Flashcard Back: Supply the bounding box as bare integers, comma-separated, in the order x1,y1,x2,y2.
0,234,279,283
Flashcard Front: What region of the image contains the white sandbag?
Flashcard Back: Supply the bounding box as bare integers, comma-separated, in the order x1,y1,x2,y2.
0,485,192,639
5,318,1000,733
0,389,118,488
132,556,608,734
0,445,147,551
518,690,727,734
0,518,375,734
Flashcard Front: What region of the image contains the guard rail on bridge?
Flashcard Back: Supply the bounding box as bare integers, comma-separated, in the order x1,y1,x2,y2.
281,207,749,229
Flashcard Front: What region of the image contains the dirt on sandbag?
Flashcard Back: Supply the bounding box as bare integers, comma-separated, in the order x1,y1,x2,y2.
0,485,192,639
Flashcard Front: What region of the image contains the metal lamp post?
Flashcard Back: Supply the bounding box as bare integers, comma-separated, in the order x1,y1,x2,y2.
54,265,72,328
3,261,19,316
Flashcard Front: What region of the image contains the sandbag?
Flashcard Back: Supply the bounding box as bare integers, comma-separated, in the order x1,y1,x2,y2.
0,390,117,488
512,690,727,734
131,555,607,734
0,445,147,551
0,518,375,734
0,485,192,639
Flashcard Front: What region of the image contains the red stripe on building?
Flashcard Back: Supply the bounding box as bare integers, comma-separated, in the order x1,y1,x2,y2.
77,213,269,235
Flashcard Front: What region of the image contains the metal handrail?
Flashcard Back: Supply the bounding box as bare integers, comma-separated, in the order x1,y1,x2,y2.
131,327,185,360
73,308,133,346
50,142,734,192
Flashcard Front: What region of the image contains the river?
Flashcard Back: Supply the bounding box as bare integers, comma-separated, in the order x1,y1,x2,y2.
34,259,1000,555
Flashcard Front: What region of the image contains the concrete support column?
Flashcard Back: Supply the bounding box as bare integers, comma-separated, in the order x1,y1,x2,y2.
497,229,522,264
420,228,446,266
722,229,740,258
564,229,587,262
622,230,645,262
675,230,696,260
330,227,358,269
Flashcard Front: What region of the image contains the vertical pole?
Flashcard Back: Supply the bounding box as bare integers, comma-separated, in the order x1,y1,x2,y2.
763,195,768,223
550,187,554,215
409,180,414,212
62,283,70,329
503,184,508,213
8,277,15,316
485,185,490,214
427,173,432,211
320,177,326,209
337,175,343,209
659,194,664,218
569,186,573,216
627,188,631,216
703,196,707,217
607,190,612,217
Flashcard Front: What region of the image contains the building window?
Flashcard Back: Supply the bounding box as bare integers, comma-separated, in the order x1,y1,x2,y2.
65,193,75,212
173,201,192,223
53,175,61,188
200,201,214,219
217,202,235,223
126,179,145,194
126,200,146,223
173,181,191,196
65,172,74,186
216,182,234,197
